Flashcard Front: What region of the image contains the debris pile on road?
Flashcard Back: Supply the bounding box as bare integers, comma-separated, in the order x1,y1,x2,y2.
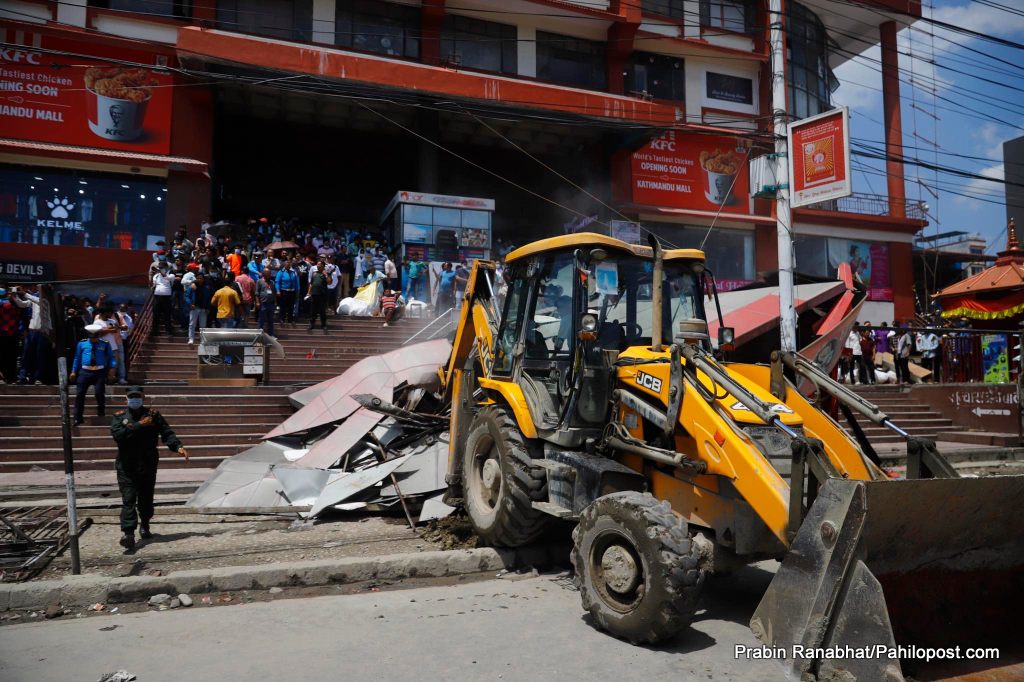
188,340,458,525
0,506,93,582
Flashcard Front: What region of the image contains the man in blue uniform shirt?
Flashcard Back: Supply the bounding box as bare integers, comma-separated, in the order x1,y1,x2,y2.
70,322,116,426
110,386,189,550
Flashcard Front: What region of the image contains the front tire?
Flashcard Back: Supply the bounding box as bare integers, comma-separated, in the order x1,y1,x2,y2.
572,491,707,645
462,406,548,547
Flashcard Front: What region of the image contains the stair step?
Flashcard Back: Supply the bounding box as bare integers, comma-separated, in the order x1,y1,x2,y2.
0,434,260,456
0,423,276,439
2,412,290,428
0,454,229,472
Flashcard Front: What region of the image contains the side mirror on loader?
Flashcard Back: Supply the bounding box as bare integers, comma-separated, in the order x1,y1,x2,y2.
718,326,735,351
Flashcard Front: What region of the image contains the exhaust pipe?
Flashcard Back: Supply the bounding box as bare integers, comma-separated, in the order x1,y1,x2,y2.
649,234,664,353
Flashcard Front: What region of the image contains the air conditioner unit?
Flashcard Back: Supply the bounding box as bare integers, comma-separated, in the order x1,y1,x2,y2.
750,154,779,199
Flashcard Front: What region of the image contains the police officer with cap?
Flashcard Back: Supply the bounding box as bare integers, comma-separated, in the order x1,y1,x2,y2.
110,386,188,549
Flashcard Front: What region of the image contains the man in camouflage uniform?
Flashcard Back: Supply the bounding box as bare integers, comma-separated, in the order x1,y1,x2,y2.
110,386,189,550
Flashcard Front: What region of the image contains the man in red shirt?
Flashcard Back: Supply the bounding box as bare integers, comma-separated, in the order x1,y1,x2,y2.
235,269,257,328
0,287,19,384
379,288,401,327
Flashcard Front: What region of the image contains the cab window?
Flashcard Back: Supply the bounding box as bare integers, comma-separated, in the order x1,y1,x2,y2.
526,253,577,360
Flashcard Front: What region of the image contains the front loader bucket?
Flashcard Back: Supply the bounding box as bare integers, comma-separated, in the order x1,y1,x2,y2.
750,476,1024,681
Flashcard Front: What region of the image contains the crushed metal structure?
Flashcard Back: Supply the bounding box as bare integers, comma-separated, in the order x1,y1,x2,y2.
188,340,456,523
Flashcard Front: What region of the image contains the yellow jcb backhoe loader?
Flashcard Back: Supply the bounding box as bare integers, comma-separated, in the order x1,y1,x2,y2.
437,232,1024,681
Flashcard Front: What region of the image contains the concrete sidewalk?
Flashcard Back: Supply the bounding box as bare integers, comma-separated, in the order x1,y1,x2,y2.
0,547,518,612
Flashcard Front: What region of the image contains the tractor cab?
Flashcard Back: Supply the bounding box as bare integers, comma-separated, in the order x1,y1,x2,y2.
492,234,718,443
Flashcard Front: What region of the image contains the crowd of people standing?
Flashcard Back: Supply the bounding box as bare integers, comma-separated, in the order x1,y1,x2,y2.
841,318,958,385
148,219,444,339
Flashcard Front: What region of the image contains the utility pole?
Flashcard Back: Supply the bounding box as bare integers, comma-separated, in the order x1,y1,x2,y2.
770,0,797,353
57,356,81,574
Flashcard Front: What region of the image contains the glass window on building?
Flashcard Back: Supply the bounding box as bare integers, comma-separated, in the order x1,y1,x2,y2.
336,0,421,58
536,31,607,91
645,223,755,282
641,0,685,20
89,0,192,19
700,0,755,33
217,0,312,42
794,234,831,277
403,204,433,224
626,52,685,102
786,1,838,120
441,15,517,74
0,165,167,251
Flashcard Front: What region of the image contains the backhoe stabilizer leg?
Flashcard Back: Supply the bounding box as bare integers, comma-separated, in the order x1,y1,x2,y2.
905,437,959,479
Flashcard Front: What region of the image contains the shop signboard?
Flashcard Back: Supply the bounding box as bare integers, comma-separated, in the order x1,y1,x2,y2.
0,258,55,283
705,72,753,105
630,132,751,214
395,191,494,211
0,165,167,250
982,334,1010,384
787,107,852,208
0,33,174,155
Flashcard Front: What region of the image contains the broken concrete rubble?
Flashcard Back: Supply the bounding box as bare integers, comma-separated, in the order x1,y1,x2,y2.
187,340,455,522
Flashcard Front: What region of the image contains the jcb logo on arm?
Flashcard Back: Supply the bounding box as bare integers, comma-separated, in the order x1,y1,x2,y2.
635,371,662,394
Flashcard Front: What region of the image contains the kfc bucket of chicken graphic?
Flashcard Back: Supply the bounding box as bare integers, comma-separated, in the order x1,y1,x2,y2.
700,148,741,205
85,67,158,142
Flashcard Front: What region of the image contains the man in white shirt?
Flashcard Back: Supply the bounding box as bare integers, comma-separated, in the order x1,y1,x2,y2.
383,254,399,292
844,328,863,384
323,256,340,315
152,265,176,336
95,306,128,385
916,329,941,382
12,285,54,385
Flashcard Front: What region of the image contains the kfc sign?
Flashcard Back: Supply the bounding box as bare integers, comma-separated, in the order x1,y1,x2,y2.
787,107,852,208
0,33,173,154
630,132,751,214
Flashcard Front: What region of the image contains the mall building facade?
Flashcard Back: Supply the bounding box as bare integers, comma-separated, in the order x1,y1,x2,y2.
1,0,923,320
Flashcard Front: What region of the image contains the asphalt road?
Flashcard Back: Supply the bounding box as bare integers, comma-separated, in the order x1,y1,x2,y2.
0,567,786,682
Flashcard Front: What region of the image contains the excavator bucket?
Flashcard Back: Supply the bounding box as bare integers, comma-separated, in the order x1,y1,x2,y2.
750,476,1024,681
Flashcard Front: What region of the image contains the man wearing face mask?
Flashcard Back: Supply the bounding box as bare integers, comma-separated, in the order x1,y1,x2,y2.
110,386,187,550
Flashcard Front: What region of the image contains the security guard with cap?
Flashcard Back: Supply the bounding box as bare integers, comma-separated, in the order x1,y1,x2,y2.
110,386,188,550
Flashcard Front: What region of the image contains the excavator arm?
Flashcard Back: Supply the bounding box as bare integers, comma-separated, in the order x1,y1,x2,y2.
438,260,502,500
438,259,500,398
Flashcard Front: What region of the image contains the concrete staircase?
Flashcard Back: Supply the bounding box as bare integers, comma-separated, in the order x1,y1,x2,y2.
0,316,447,474
131,317,437,384
847,385,957,443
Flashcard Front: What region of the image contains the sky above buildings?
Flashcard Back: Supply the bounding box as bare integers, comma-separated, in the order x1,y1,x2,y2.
831,0,1023,252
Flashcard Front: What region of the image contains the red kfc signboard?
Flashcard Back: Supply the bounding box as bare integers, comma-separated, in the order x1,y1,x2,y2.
0,35,173,154
630,132,751,213
787,107,852,208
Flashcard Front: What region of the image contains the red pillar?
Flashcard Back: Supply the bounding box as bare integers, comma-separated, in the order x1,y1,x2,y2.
880,21,906,219
606,0,639,94
889,241,913,321
421,0,445,66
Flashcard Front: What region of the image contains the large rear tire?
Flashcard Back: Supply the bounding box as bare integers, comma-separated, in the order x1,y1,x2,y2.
462,406,548,547
572,491,707,645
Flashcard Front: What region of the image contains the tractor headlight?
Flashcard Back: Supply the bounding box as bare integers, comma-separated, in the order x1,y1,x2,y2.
580,313,598,332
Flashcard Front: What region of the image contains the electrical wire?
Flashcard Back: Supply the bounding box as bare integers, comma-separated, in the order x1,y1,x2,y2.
2,5,1020,211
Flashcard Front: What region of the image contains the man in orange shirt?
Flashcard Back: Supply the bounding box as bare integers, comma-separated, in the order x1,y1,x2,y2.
225,246,243,277
211,273,242,329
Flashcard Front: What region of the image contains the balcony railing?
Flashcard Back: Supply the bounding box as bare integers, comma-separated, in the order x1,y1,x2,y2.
805,193,927,220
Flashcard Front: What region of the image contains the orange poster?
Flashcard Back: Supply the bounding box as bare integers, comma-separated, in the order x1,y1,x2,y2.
788,108,851,208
